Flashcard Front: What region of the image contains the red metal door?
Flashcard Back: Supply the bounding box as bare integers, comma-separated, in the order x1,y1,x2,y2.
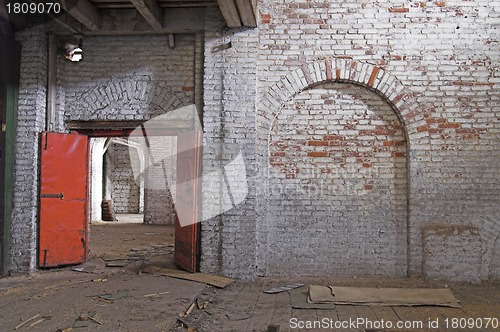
39,132,89,268
174,131,201,272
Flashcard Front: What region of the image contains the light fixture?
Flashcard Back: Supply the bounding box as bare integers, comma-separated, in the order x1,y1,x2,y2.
64,43,82,62
60,35,83,62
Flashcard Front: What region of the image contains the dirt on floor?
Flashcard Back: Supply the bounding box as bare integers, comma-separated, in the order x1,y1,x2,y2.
0,221,499,332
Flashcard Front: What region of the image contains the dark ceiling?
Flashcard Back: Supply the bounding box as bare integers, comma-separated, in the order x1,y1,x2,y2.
5,0,257,35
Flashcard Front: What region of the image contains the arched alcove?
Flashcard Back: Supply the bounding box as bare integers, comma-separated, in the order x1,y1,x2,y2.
267,82,408,276
256,58,425,277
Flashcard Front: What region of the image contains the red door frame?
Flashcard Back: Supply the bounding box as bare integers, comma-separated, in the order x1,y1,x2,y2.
73,128,202,272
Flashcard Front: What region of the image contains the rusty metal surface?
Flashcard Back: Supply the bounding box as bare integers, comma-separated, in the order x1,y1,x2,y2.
39,132,89,268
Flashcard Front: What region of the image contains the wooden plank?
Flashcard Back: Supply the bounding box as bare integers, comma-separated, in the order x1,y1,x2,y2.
371,306,400,322
143,266,234,288
61,0,101,31
392,307,429,331
269,291,293,332
130,0,163,30
234,0,256,27
245,291,276,331
335,305,359,332
216,0,241,27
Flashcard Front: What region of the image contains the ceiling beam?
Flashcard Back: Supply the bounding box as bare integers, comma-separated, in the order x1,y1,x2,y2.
61,0,101,31
216,0,241,28
130,0,163,31
234,0,256,27
69,8,204,35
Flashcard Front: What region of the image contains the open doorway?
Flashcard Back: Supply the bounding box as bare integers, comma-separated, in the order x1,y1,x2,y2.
87,135,179,270
39,121,201,272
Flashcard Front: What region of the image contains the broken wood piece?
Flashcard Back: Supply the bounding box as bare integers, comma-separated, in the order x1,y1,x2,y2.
56,327,73,332
15,313,40,330
29,318,45,328
105,261,130,267
71,264,96,273
88,316,103,325
226,313,254,321
144,291,169,297
179,302,196,318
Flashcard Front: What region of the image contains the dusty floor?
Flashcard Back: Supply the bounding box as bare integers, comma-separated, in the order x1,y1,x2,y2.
0,220,499,332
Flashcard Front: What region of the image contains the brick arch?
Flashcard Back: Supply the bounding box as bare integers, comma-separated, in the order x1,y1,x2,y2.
257,58,422,140
255,58,420,277
69,76,188,120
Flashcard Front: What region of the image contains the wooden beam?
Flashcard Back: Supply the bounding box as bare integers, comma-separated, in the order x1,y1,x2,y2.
130,0,163,31
216,0,241,28
50,13,82,34
235,0,256,27
61,0,101,32
71,8,204,35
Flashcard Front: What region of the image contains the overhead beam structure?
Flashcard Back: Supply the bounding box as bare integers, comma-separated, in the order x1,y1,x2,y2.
217,0,257,28
61,0,101,31
130,0,163,31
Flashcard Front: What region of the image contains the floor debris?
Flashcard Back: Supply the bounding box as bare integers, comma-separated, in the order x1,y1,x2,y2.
226,313,254,321
288,288,336,310
105,261,131,267
72,312,103,328
263,283,304,294
307,285,461,307
97,289,129,302
144,291,170,297
179,302,196,318
144,266,234,288
14,313,40,330
71,264,96,274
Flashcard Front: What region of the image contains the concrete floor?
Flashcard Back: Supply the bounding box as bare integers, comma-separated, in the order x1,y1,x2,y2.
0,222,498,331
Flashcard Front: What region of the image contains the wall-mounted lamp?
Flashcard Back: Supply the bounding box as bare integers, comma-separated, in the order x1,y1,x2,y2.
59,35,83,62
64,43,82,62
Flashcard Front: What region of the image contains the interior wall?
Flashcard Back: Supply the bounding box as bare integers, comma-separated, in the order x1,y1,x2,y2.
105,144,140,214
267,83,407,276
10,32,197,272
144,136,177,225
10,27,47,272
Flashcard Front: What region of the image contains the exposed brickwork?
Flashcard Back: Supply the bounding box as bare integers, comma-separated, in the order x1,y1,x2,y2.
11,0,500,282
10,27,47,272
144,136,177,225
105,144,140,214
60,34,196,122
267,83,407,276
248,0,500,282
423,225,482,283
11,32,198,271
200,9,258,278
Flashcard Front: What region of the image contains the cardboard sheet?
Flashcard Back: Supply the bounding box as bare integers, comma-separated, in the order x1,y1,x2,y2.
308,285,460,307
143,266,234,288
289,287,336,309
